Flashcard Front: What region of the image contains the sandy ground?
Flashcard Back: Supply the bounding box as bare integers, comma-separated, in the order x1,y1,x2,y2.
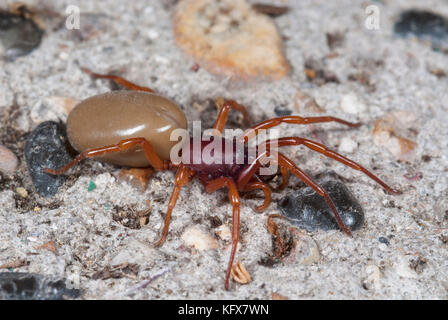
0,0,447,299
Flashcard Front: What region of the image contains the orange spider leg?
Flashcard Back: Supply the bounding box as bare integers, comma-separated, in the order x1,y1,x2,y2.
156,164,194,247
213,98,251,133
240,180,272,212
205,177,241,290
264,137,400,194
277,166,289,190
276,152,352,236
81,67,155,93
44,137,169,175
241,115,361,142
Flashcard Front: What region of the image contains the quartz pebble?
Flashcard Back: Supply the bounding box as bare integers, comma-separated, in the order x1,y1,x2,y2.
182,226,218,250
338,137,357,154
278,172,364,232
0,145,18,175
173,0,289,80
372,112,417,160
340,93,366,114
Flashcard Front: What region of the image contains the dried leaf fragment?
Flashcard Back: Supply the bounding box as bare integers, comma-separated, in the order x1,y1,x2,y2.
231,261,251,284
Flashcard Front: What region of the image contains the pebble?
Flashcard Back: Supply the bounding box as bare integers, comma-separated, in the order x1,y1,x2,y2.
15,187,28,198
0,272,80,300
394,10,448,52
274,106,292,116
182,226,219,250
338,137,357,154
372,112,417,160
278,172,364,232
215,224,232,241
363,264,382,289
340,93,366,114
0,8,44,61
24,121,73,197
173,0,289,80
0,145,18,175
394,255,419,279
285,229,320,265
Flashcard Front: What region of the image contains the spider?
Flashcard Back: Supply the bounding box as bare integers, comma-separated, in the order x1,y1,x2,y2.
45,68,400,290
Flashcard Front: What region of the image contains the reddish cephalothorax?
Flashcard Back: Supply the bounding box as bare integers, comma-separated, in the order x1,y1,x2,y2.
45,68,400,290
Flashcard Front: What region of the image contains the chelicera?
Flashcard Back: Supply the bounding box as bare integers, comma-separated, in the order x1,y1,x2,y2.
45,68,400,290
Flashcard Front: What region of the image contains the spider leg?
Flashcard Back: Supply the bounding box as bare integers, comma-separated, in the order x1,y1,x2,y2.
81,67,155,93
156,164,194,247
43,137,169,175
264,137,400,194
277,152,353,236
240,180,272,212
205,177,241,290
241,115,360,142
213,98,251,133
277,166,289,190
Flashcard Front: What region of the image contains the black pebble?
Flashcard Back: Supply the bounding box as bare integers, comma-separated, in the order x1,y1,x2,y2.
278,172,364,232
274,106,292,116
394,10,448,52
378,236,390,245
0,9,44,61
25,121,73,197
0,272,81,300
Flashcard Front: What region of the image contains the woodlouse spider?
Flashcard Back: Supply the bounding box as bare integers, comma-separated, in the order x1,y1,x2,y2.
44,68,400,290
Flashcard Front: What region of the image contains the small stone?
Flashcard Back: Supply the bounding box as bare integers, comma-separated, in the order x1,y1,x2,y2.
362,264,382,290
173,0,289,80
278,172,364,232
0,8,44,61
395,255,418,279
378,236,389,245
338,137,357,154
0,145,18,175
215,224,232,241
373,112,417,160
394,10,448,53
271,292,288,300
0,272,81,300
285,228,320,265
294,91,325,113
274,106,292,116
46,96,79,116
340,93,366,114
24,121,73,197
15,187,28,198
182,226,218,250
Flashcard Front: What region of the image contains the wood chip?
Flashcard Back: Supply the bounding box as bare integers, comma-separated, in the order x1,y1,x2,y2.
231,261,251,284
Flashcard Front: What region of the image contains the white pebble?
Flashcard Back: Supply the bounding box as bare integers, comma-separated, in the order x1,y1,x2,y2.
338,137,357,153
340,93,366,114
0,145,18,175
182,226,218,250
